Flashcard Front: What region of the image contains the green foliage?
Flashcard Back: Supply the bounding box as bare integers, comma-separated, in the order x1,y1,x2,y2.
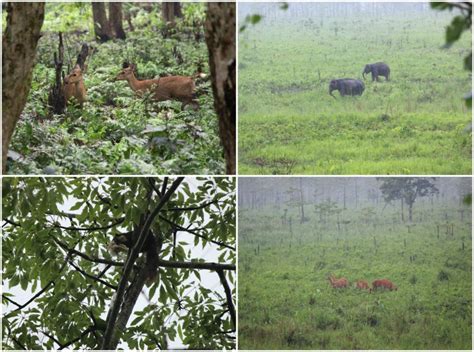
2,177,236,349
238,5,471,174
378,177,439,207
238,196,471,349
8,3,225,175
431,2,472,108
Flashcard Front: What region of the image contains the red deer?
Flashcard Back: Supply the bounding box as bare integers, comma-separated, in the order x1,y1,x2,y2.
63,64,87,107
116,64,199,110
356,280,370,290
371,279,398,292
328,275,349,289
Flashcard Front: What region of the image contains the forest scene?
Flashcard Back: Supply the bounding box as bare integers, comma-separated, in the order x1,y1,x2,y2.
2,2,236,175
2,176,236,349
238,177,472,349
238,3,472,175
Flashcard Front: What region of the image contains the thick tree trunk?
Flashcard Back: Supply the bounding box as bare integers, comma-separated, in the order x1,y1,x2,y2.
92,3,112,42
2,3,45,173
109,3,126,40
173,2,182,18
162,2,176,24
205,3,236,174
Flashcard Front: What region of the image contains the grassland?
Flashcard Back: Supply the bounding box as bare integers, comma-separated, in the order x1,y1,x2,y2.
238,201,472,349
238,5,471,174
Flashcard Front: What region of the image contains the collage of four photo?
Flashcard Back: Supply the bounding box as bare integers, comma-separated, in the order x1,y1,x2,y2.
1,1,472,350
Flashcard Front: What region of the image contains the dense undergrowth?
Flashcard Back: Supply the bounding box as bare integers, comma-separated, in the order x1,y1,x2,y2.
238,200,472,349
6,3,225,175
238,4,472,174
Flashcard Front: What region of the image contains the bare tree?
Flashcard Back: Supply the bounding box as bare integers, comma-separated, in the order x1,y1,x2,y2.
205,3,236,174
2,3,45,173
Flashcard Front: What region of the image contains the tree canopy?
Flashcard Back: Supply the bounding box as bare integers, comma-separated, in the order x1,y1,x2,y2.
378,177,439,222
2,176,235,349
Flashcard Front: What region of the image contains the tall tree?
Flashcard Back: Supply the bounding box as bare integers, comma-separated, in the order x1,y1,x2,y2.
109,3,126,40
92,3,112,42
2,3,45,173
92,3,126,42
2,177,236,349
205,3,236,174
162,2,182,24
378,178,439,222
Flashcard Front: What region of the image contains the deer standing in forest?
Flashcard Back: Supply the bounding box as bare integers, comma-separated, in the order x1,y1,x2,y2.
63,64,87,107
115,64,199,110
327,275,349,289
370,279,398,292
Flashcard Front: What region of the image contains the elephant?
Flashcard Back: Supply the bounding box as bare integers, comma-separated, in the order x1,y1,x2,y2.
329,78,365,98
363,62,390,81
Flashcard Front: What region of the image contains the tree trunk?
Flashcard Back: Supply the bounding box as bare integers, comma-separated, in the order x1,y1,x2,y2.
401,198,405,222
2,2,45,173
162,2,176,24
205,3,236,174
408,202,413,222
92,3,112,42
173,2,182,18
109,2,126,40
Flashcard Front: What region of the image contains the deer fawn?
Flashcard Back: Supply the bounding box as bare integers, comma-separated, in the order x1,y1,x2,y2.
355,280,370,290
115,64,199,110
327,275,349,289
63,65,86,107
371,279,397,293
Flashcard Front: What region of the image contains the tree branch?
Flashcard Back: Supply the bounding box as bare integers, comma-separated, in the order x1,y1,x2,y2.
164,199,221,212
2,294,22,308
51,235,123,266
68,260,117,290
58,326,96,350
159,215,235,250
2,218,21,227
217,269,236,331
158,259,235,271
48,217,124,231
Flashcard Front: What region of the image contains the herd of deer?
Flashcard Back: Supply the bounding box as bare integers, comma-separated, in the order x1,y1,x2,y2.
62,63,200,110
327,275,398,293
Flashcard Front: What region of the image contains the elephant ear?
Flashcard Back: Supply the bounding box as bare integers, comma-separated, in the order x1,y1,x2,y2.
337,80,343,89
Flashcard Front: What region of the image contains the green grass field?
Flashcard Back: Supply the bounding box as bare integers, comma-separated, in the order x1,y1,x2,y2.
238,182,472,349
238,4,472,174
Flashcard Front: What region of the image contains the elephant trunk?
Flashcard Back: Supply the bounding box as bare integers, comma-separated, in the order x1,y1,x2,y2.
329,88,336,98
362,71,366,80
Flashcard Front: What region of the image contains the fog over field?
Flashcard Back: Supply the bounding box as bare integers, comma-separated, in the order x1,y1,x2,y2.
238,177,472,349
238,2,472,175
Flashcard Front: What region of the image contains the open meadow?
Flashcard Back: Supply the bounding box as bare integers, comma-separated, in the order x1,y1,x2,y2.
238,3,471,175
238,177,472,349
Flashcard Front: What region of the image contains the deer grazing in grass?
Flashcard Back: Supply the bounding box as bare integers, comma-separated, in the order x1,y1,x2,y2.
370,279,398,293
115,64,199,110
327,275,349,289
355,280,370,290
63,64,87,107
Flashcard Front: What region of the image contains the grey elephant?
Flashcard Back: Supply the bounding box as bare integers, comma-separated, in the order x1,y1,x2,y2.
363,62,390,81
329,78,365,97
